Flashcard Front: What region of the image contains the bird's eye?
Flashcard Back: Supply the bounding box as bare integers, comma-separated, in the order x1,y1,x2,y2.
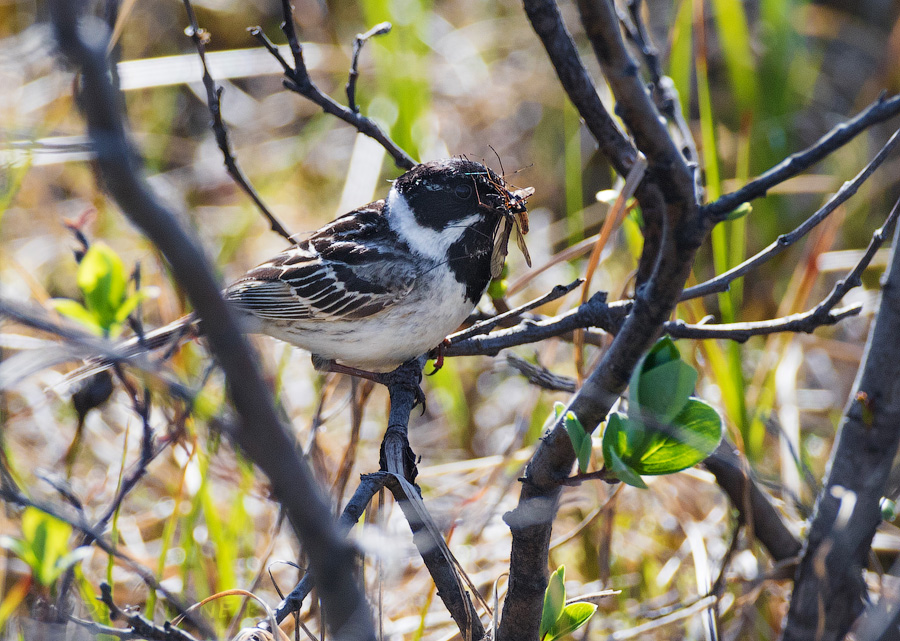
454,183,473,200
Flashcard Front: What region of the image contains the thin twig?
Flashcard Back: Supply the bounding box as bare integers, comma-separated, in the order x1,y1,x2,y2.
249,4,416,169
449,280,582,343
181,0,296,244
505,353,576,393
346,22,392,113
683,125,900,300
703,93,900,219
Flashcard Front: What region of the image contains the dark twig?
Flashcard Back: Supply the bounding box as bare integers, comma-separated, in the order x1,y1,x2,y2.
449,280,583,343
274,472,392,623
69,613,199,641
577,0,694,206
445,292,628,358
620,0,700,183
249,3,416,169
181,0,295,244
346,22,392,113
664,305,862,342
505,353,577,393
78,583,202,641
683,125,900,300
522,0,638,177
0,485,212,636
49,6,374,639
703,93,900,219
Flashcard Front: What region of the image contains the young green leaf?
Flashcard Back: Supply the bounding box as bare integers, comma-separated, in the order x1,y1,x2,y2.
540,566,567,640
606,443,648,489
563,411,592,473
632,399,723,476
546,602,598,640
50,299,102,335
78,242,127,332
632,358,698,423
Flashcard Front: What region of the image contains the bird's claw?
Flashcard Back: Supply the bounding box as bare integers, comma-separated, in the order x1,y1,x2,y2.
427,338,451,376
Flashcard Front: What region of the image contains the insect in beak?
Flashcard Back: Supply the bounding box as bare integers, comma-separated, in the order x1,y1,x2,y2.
508,186,534,268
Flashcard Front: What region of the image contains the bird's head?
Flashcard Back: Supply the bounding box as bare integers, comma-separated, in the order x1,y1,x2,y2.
386,158,533,274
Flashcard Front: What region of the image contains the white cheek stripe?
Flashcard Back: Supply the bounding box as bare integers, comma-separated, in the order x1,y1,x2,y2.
386,189,480,261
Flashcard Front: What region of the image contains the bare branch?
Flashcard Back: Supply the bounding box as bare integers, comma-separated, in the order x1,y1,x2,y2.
346,22,392,113
703,93,900,219
450,280,583,343
522,0,638,177
180,0,296,244
782,195,900,641
577,0,695,206
683,125,900,300
248,3,416,169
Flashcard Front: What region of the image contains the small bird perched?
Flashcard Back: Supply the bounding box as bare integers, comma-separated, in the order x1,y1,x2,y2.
97,157,532,380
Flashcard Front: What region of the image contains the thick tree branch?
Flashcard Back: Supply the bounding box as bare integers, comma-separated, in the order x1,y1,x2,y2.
703,93,900,219
782,202,900,641
48,7,374,640
522,0,638,177
499,2,703,638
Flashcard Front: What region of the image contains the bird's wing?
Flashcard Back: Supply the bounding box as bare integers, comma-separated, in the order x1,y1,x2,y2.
224,203,417,321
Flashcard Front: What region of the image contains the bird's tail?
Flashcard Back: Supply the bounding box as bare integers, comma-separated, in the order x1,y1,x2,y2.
62,315,199,386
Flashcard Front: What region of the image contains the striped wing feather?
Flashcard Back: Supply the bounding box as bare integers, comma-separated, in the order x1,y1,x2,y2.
224,203,417,321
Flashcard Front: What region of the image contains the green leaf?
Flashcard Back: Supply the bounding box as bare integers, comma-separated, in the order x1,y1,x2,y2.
114,291,145,323
606,441,648,489
5,508,79,587
540,566,566,640
633,358,698,423
563,411,592,473
628,337,681,407
546,602,598,641
881,498,897,521
553,402,566,420
50,299,102,335
632,399,723,476
78,242,127,332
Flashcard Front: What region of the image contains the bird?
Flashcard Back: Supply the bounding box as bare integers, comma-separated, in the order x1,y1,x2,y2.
86,157,533,383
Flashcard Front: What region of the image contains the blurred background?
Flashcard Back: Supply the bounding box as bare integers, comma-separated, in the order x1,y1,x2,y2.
3,0,900,638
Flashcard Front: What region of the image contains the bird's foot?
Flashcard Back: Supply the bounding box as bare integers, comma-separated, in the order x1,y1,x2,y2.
427,338,451,375
311,355,426,410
